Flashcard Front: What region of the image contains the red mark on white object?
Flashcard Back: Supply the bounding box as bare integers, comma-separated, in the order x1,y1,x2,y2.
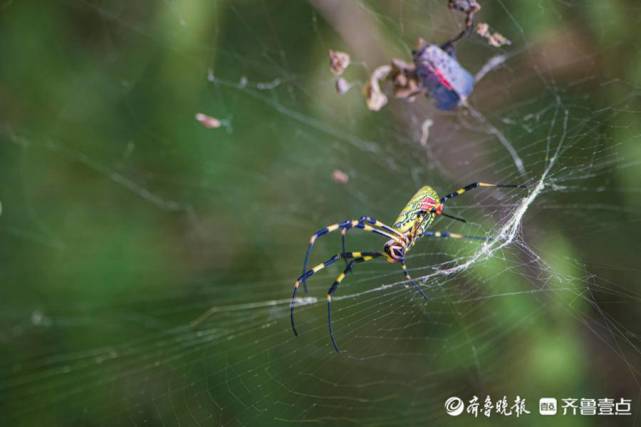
332,169,349,184
195,113,221,129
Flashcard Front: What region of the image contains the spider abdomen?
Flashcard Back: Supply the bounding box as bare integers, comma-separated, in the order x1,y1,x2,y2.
392,186,440,234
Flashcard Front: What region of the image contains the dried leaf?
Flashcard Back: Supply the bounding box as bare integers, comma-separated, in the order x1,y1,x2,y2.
389,59,420,99
329,50,351,76
335,77,352,95
364,65,391,111
195,113,221,129
448,0,481,14
332,169,349,184
476,22,512,47
448,0,481,28
419,119,433,146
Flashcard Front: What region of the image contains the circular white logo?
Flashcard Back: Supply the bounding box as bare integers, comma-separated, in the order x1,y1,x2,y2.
444,396,465,416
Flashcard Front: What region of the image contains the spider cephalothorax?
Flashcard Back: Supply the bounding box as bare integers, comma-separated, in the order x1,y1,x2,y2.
290,181,527,352
383,239,405,263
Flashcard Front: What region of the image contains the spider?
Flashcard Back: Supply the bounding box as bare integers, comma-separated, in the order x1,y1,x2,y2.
290,181,526,352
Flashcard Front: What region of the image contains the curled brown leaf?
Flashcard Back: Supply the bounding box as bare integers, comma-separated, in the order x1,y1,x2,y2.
195,113,221,129
476,22,511,47
332,169,349,184
329,50,351,76
389,59,420,99
363,65,391,111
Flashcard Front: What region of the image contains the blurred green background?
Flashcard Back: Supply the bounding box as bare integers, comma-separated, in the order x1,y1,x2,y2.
1,1,641,426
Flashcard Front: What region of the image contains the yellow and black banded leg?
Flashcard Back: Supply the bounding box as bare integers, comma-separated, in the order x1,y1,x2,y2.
439,182,527,204
340,217,406,266
401,263,428,300
359,216,407,242
301,218,403,292
419,230,488,241
326,253,383,352
291,251,382,337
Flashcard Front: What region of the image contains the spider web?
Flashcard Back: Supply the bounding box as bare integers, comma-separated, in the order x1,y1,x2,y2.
1,0,641,425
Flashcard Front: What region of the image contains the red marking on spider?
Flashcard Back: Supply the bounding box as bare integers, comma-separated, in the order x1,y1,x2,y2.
421,197,436,210
433,67,454,91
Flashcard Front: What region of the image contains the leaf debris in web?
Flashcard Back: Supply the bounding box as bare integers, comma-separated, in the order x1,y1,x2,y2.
448,0,481,15
448,0,481,28
335,77,352,95
419,119,434,146
332,169,349,184
195,113,221,129
389,58,420,99
476,22,511,47
364,65,392,111
363,53,421,111
328,50,351,76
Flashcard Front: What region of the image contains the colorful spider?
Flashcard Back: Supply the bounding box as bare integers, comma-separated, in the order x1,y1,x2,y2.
290,181,526,352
